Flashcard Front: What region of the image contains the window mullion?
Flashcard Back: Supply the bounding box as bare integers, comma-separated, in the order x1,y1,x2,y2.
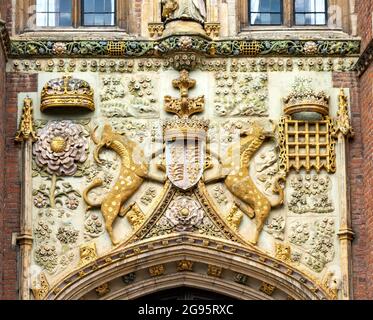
284,0,293,27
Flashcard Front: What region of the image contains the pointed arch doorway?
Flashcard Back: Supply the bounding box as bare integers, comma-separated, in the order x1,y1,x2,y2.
46,234,332,300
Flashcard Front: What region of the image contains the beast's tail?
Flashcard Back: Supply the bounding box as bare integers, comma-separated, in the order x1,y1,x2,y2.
83,178,104,210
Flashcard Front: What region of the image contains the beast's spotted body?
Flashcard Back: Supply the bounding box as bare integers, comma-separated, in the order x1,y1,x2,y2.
84,124,148,245
224,124,284,244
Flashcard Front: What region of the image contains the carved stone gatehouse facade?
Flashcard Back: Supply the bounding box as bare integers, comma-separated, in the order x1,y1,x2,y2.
0,0,372,300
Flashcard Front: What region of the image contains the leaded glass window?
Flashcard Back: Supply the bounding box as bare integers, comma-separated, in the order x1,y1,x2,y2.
82,0,116,26
36,0,72,27
249,0,283,25
294,0,327,25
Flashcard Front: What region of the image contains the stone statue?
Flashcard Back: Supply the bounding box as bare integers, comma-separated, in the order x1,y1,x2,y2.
162,0,207,25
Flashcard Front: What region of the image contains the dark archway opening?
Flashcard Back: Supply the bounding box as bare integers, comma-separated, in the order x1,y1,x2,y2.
136,286,237,300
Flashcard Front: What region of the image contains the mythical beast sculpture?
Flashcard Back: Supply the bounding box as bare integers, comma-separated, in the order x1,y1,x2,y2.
84,124,162,245
206,122,285,244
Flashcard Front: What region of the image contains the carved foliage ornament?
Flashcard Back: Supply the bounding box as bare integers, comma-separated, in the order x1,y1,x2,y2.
288,175,334,214
275,243,292,263
32,273,50,300
95,283,110,297
149,264,166,277
10,39,360,58
15,97,37,142
177,260,194,272
127,203,146,230
336,89,353,137
207,265,223,278
79,242,98,267
148,23,164,38
260,282,276,296
205,23,221,38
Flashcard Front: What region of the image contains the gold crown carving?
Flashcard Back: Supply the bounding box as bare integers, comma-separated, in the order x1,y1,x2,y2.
163,118,209,141
163,69,208,141
283,78,329,117
41,75,95,112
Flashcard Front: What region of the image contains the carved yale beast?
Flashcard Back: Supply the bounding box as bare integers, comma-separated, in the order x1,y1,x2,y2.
83,124,150,245
207,122,285,244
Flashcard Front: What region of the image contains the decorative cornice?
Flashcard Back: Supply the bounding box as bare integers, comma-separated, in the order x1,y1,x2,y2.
0,20,10,61
356,39,373,76
44,234,334,300
9,36,361,59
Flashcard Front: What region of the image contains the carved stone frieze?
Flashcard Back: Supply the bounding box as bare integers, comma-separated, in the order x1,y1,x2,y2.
32,273,50,300
79,243,98,267
148,23,164,38
234,273,249,285
264,216,285,240
259,282,276,296
214,72,268,117
101,76,158,118
24,45,351,299
207,265,223,278
127,204,146,230
140,187,157,206
34,243,59,273
289,219,336,273
205,23,220,38
288,175,334,214
177,260,194,272
95,283,110,297
275,243,292,263
10,57,359,74
10,38,360,59
149,264,165,277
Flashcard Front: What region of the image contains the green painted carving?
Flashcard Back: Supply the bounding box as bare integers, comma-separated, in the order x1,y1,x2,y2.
10,37,360,58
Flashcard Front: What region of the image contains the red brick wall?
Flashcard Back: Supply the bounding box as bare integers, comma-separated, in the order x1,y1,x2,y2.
332,72,368,300
357,0,373,301
357,0,373,51
0,30,6,300
359,64,373,300
0,0,12,33
0,73,38,300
